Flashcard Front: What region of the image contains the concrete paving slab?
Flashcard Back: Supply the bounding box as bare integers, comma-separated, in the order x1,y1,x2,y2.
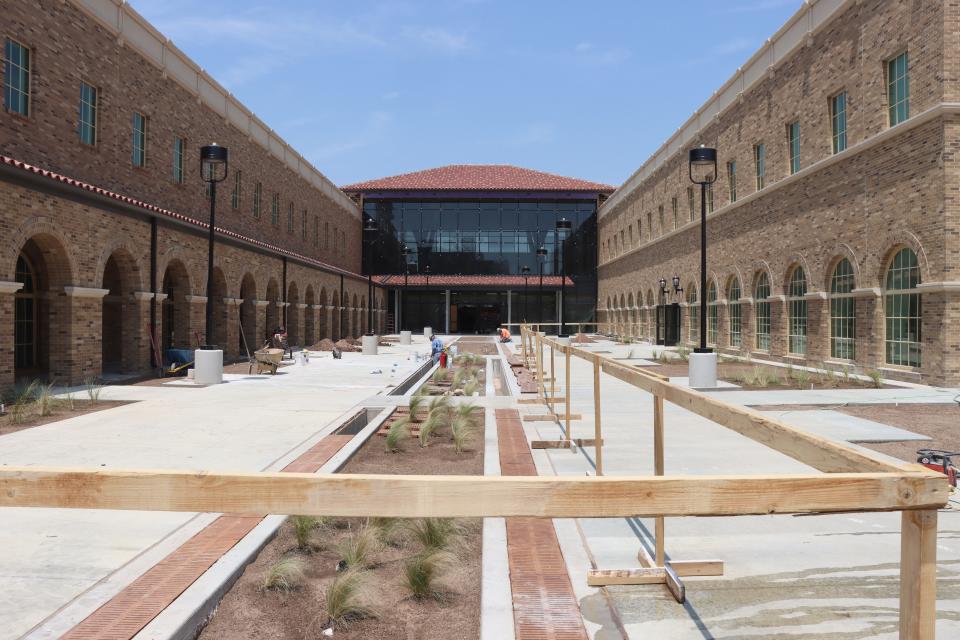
702,386,960,406
758,409,931,443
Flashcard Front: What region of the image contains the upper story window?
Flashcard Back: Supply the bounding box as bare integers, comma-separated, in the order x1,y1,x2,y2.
646,212,652,238
231,170,241,209
705,184,714,213
671,197,678,229
831,92,847,154
3,38,30,117
78,82,97,145
132,112,148,167
271,193,280,226
301,209,307,240
658,205,664,232
787,122,800,175
313,215,319,247
287,202,295,233
687,187,695,221
253,182,262,218
727,161,737,203
325,221,330,249
887,52,909,127
172,137,185,184
754,143,766,190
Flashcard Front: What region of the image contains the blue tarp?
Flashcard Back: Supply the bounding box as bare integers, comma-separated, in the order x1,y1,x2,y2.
165,348,194,366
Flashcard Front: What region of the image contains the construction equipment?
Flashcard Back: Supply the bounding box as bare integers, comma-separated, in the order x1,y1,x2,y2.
917,449,958,487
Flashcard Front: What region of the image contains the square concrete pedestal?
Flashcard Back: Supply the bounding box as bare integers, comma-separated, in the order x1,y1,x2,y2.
362,334,379,355
193,349,223,385
688,351,717,389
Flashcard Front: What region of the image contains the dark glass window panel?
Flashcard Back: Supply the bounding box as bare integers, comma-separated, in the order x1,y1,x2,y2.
459,209,479,231
500,206,518,229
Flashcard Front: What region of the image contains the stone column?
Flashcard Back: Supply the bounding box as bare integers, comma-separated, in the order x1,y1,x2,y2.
741,298,754,353
292,303,307,346
59,286,110,385
152,292,168,358
131,291,156,373
253,300,270,350
717,300,729,351
223,298,243,359
186,295,208,349
852,288,882,370
768,295,787,357
805,292,829,363
0,281,24,390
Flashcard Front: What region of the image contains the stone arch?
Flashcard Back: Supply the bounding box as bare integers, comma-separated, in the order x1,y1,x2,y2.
94,239,145,293
331,290,340,340
304,285,316,346
287,281,300,346
209,267,228,349
157,245,201,296
821,243,862,292
239,273,257,354
751,261,775,296
874,232,930,288
101,247,143,373
318,287,329,339
161,259,192,350
780,253,814,293
12,232,76,382
6,216,79,285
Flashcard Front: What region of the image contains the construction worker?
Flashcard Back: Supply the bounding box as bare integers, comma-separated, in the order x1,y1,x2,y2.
430,334,444,363
499,326,512,343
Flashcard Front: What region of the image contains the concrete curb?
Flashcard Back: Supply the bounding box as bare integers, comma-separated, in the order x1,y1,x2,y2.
481,406,515,640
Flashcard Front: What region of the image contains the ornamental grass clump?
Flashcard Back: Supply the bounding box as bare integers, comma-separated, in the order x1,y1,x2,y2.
451,415,478,454
336,525,382,570
403,550,454,601
262,555,304,592
407,395,425,422
36,382,57,417
291,515,321,551
324,569,378,627
418,411,445,447
385,416,411,453
9,380,38,425
408,518,463,553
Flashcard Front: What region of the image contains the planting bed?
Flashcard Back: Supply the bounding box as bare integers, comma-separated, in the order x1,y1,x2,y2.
198,408,485,640
0,397,128,436
421,353,487,396
643,359,890,390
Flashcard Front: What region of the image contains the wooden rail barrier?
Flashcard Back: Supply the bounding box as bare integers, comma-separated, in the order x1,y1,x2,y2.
0,327,947,638
517,325,946,638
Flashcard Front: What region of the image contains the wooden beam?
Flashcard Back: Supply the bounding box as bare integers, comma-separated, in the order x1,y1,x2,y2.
564,346,572,445
523,414,582,422
596,357,907,474
588,568,666,586
900,509,938,639
593,353,603,476
654,393,665,566
668,560,724,577
530,438,602,449
664,563,685,603
0,468,947,517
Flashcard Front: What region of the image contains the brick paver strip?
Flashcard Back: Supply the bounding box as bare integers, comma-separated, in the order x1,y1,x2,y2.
61,432,355,639
496,408,588,640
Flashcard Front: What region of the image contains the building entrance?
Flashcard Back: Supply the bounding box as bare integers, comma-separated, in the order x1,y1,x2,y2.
450,291,504,334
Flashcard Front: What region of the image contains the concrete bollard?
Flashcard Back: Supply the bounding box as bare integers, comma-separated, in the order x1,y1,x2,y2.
194,349,223,385
400,330,412,345
362,334,379,355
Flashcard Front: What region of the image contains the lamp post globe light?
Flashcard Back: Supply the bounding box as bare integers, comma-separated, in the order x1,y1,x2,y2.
536,245,547,327
688,144,718,387
400,244,412,331
197,143,228,385
555,218,572,340
521,265,531,323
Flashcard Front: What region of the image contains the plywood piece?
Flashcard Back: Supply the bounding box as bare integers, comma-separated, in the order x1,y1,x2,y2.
0,468,948,517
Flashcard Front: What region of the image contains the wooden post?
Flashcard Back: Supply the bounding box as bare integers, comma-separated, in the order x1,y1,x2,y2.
565,344,571,445
520,324,527,364
537,332,544,401
593,354,603,476
899,509,938,639
550,340,556,412
654,393,665,567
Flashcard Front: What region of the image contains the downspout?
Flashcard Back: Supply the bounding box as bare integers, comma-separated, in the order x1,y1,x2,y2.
150,217,158,368
282,256,288,328
339,274,345,341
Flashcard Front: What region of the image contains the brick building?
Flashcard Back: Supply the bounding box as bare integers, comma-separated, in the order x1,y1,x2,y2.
597,0,960,385
1,0,383,389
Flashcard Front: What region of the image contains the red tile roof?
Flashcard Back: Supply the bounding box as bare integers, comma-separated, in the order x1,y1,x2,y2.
342,165,616,193
1,155,364,281
376,274,573,288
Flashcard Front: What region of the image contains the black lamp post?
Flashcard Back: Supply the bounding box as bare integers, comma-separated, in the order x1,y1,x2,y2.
555,218,572,337
424,264,430,287
200,143,228,349
401,244,412,331
520,265,531,322
688,145,717,353
659,277,667,304
362,216,378,336
536,245,547,325
672,275,682,299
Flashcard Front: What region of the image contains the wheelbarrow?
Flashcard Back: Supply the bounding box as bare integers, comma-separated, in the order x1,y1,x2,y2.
254,347,284,374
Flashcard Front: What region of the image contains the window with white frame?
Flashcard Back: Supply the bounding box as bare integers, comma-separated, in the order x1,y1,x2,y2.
687,285,698,343
787,122,801,175
253,182,262,218
884,247,921,366
707,280,718,345
172,137,185,184
132,112,148,167
3,38,30,116
754,143,766,190
728,277,741,347
787,266,807,354
830,258,856,359
727,161,737,203
887,52,909,127
755,272,771,350
231,170,241,210
79,82,97,145
831,92,847,154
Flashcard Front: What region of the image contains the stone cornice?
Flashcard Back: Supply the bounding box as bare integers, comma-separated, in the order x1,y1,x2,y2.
0,281,25,295
185,295,207,304
64,286,109,298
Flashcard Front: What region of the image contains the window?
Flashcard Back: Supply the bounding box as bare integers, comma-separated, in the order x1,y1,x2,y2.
231,170,241,209
301,209,307,240
885,247,921,366
646,212,652,238
787,122,800,175
754,143,766,190
830,258,856,359
727,161,737,203
313,215,319,247
3,38,30,116
705,184,714,214
252,182,262,218
755,272,771,350
628,225,633,247
287,202,294,233
887,52,909,127
671,197,678,229
658,205,665,233
14,253,36,369
707,280,718,346
687,187,695,221
340,230,345,253
79,82,97,145
831,92,847,154
729,278,742,347
271,193,280,226
687,285,698,343
787,266,807,354
172,137,185,184
325,221,330,249
132,112,148,167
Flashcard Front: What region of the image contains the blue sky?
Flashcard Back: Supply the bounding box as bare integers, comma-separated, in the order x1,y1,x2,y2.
129,0,800,187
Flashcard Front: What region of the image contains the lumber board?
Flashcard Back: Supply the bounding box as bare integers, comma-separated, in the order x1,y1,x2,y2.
0,468,948,517
522,413,582,421
667,560,724,577
664,563,685,603
900,510,938,639
530,438,602,449
588,568,665,586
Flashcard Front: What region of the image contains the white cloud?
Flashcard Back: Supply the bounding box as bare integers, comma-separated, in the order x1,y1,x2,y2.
718,0,800,14
309,111,394,161
401,26,470,53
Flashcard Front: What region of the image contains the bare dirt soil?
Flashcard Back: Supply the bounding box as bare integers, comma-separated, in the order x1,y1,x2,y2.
198,412,484,640
643,360,888,391
0,400,129,436
454,339,498,356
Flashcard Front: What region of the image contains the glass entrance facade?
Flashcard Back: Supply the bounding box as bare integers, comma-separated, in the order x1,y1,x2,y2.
362,198,598,332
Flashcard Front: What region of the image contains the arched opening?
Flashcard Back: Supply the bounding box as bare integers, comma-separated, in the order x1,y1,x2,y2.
318,288,328,339
627,293,635,336
101,250,141,373
829,258,856,360
239,273,257,356
728,277,742,348
786,265,807,355
14,236,71,382
304,285,316,346
352,294,359,338
618,294,626,335
209,267,228,350
686,283,698,344
331,290,340,339
287,282,300,346
754,272,771,351
265,278,280,340
707,280,718,346
884,247,921,367
360,295,367,335
161,260,191,350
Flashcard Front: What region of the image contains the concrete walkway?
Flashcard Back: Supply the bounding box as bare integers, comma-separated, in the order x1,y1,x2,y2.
521,339,960,638
0,340,431,640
